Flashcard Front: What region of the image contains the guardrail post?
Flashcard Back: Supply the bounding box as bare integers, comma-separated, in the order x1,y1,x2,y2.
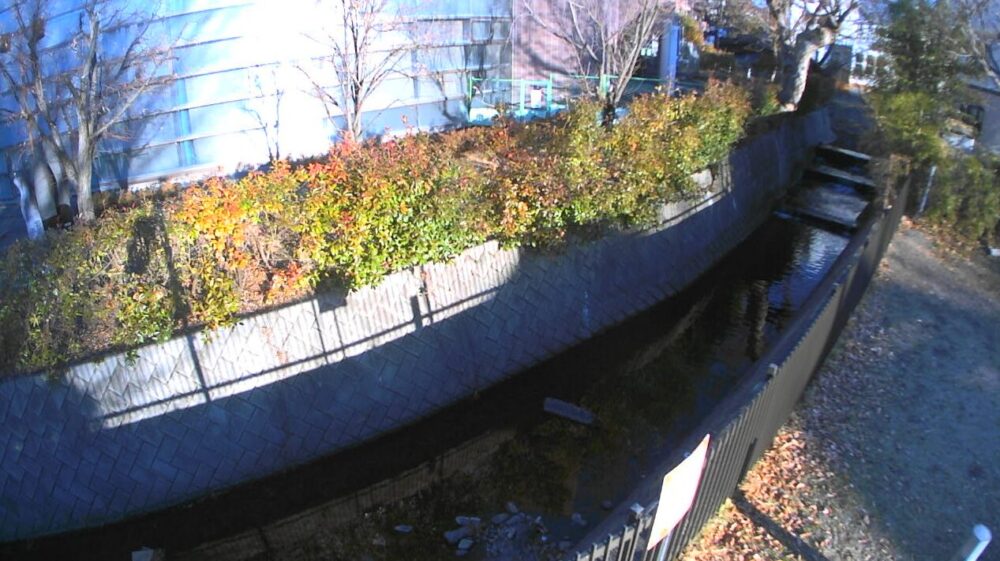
467,75,474,119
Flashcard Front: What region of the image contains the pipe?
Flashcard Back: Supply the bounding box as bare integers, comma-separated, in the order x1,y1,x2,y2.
951,525,991,561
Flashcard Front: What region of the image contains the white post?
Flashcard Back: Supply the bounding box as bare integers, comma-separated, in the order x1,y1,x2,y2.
952,524,993,561
917,164,937,217
31,159,57,223
951,525,992,561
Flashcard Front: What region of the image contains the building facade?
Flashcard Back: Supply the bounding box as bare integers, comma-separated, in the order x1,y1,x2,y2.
0,0,678,246
0,0,513,244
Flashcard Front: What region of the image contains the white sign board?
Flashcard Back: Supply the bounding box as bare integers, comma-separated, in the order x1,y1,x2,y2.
529,88,544,108
646,434,711,551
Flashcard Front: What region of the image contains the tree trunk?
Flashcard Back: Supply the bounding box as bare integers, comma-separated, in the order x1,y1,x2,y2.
348,108,363,143
75,135,96,223
30,153,59,227
602,95,616,128
42,141,73,223
777,25,836,111
75,159,96,223
12,173,45,240
54,180,74,225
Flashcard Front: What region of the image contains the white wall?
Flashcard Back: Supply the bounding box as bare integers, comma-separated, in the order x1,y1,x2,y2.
0,0,512,204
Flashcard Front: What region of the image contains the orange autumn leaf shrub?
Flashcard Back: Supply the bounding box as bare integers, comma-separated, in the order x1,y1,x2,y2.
0,81,751,375
294,134,492,287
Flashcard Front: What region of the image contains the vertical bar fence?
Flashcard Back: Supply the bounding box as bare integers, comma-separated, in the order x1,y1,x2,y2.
571,158,912,561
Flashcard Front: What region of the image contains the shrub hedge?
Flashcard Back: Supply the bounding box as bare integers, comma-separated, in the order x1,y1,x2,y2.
871,90,1000,245
924,154,1000,242
0,82,751,375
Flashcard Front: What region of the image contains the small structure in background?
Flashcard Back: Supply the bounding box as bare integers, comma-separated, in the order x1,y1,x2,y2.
967,61,1000,153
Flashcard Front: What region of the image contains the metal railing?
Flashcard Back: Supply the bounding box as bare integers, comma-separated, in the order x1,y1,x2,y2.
571,156,911,561
466,74,678,124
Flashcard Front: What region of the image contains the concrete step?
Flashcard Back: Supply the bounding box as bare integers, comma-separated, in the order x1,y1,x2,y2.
817,144,872,162
777,207,858,234
807,164,877,189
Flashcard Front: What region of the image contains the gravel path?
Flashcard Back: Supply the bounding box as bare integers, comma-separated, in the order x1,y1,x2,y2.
682,222,1000,561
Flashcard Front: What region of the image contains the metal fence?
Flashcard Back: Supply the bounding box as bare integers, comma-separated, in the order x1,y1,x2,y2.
573,159,911,561
466,74,673,125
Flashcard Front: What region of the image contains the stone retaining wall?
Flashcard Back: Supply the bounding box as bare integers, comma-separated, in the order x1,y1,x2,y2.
0,110,833,540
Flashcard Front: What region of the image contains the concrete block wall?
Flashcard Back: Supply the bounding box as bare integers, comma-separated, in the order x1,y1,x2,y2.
0,109,833,540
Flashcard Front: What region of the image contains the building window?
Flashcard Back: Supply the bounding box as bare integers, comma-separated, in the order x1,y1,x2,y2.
493,20,510,39
464,20,493,42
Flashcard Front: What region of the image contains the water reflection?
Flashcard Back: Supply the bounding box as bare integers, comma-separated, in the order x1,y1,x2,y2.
478,217,849,544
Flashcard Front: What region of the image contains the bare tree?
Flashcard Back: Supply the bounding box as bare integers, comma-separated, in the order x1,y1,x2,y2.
245,64,286,161
765,0,859,110
300,0,415,142
522,0,667,124
952,0,1000,86
691,0,770,38
0,0,173,224
0,1,70,228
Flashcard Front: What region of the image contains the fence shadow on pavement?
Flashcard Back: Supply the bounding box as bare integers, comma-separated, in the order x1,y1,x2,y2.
731,490,831,561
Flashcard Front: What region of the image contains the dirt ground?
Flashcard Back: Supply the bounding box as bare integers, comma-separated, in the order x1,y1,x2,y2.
682,222,1000,561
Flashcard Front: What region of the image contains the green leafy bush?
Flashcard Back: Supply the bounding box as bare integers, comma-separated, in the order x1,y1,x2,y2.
867,0,999,245
871,91,948,165
871,91,999,244
689,81,753,169
296,136,492,286
699,48,738,76
0,201,178,371
680,14,704,47
926,155,1000,241
750,80,781,117
0,81,752,375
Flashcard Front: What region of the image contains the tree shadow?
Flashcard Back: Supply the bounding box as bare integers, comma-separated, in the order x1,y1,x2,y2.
126,201,210,404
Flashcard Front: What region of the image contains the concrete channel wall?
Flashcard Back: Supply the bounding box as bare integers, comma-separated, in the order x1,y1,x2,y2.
0,110,834,540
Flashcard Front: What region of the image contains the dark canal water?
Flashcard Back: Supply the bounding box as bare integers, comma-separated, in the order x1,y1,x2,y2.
492,210,854,545
2,176,873,561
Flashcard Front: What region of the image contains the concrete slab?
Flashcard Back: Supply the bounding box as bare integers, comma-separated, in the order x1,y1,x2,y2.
808,164,877,189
